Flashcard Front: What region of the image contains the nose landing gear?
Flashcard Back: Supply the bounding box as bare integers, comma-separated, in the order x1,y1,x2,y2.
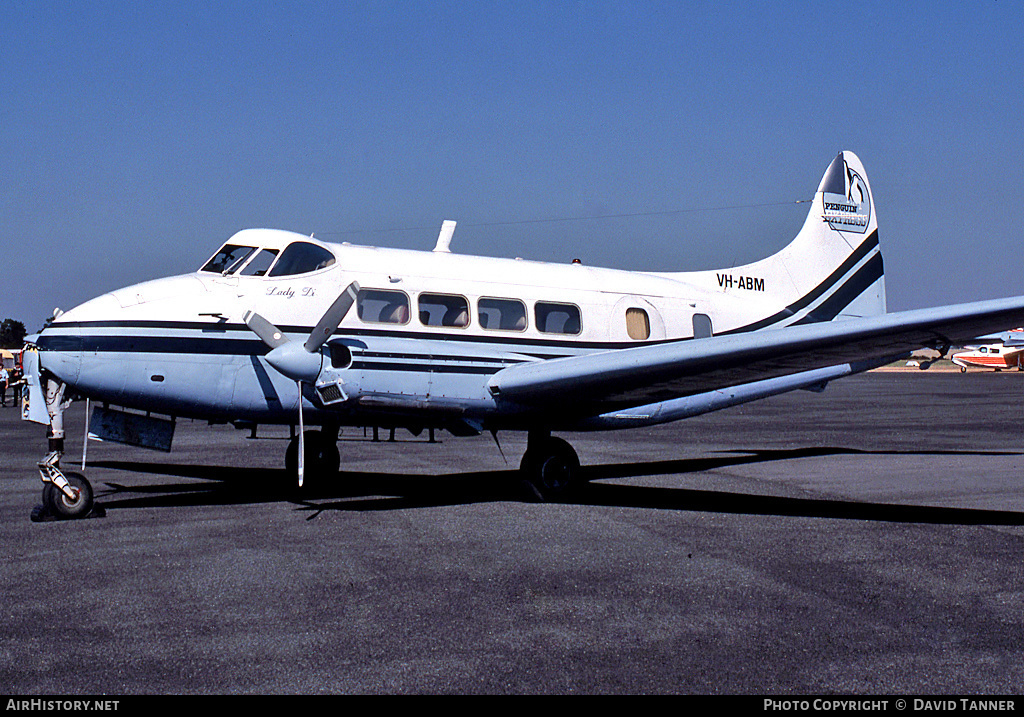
30,377,104,522
31,451,104,522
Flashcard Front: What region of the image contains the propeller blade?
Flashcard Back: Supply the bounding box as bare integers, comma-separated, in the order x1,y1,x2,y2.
304,282,361,353
296,381,305,488
243,310,290,349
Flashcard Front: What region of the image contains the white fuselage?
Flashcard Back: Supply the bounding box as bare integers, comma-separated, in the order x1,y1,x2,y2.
33,228,786,431
31,152,887,435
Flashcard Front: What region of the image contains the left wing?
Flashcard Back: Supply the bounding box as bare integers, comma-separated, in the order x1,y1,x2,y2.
487,296,1024,417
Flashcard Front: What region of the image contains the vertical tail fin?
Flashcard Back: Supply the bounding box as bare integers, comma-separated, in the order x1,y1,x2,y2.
792,150,886,322
688,151,886,333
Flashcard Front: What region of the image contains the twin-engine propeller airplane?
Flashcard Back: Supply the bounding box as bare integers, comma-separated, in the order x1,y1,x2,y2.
22,151,1024,519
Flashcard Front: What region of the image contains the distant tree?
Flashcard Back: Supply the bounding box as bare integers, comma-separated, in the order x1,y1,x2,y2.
1,319,27,348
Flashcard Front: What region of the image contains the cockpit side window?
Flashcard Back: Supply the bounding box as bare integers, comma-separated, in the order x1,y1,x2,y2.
201,245,256,274
267,242,336,277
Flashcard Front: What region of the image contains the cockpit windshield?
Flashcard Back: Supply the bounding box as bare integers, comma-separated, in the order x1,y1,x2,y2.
199,240,336,277
201,244,256,274
238,249,279,276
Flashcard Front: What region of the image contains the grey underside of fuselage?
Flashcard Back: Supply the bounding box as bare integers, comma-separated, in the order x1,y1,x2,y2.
33,322,594,429
33,320,897,436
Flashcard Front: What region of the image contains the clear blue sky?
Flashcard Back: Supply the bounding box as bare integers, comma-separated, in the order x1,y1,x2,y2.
3,1,1022,332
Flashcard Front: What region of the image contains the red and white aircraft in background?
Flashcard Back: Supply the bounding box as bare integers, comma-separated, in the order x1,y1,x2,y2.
951,329,1024,372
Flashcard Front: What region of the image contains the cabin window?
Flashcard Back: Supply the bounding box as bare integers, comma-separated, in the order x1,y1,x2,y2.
625,308,650,340
478,298,527,331
357,289,410,325
418,293,469,328
267,242,336,277
535,301,582,335
692,313,713,339
201,244,256,274
238,249,279,276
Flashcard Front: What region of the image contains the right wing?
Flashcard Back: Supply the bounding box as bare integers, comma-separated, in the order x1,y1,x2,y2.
487,296,1024,417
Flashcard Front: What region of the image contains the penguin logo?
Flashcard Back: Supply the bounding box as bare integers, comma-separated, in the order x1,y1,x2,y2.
821,160,870,234
847,169,866,206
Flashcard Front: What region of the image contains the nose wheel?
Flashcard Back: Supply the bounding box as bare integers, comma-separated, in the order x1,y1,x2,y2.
31,452,104,522
42,471,94,518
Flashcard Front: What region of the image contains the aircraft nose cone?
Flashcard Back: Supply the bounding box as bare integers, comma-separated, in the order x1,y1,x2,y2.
37,292,123,388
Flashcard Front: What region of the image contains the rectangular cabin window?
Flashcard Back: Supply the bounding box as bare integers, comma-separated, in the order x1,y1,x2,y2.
625,307,650,340
478,298,527,331
418,293,469,328
238,249,279,276
357,289,410,325
535,301,582,335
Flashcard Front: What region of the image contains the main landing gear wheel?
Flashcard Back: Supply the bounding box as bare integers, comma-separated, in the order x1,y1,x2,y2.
520,435,581,502
41,472,95,520
285,430,340,490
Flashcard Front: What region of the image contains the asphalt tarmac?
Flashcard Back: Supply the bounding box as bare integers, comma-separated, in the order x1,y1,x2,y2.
2,371,1024,695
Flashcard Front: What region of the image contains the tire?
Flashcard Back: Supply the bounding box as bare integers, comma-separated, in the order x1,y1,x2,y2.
285,431,340,488
42,472,94,519
520,436,580,501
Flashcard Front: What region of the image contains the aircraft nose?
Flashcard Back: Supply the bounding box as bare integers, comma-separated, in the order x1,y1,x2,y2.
35,326,84,386
35,292,123,387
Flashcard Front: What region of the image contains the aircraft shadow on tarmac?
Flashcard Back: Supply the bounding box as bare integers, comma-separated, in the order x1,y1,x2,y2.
85,445,1024,526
